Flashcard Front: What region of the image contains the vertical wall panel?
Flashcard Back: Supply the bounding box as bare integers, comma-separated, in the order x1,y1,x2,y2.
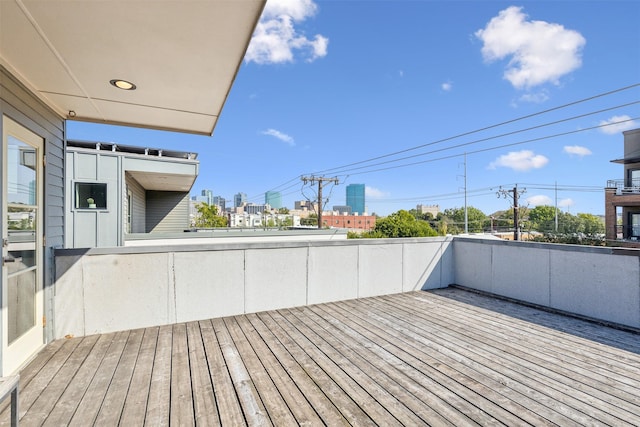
146,191,190,233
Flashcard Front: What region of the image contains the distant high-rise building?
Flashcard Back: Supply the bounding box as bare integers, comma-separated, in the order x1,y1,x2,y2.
265,191,282,209
212,196,226,212
201,189,213,205
234,192,247,208
346,184,365,214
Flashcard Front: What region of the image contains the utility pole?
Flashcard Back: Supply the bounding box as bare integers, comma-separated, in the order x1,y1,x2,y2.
458,153,468,233
301,176,339,229
497,185,526,241
554,181,558,232
464,153,468,234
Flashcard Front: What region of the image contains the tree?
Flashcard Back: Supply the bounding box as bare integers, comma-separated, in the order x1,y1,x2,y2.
195,203,227,228
278,207,290,214
301,213,317,226
360,210,437,238
577,213,605,235
442,206,487,233
528,205,557,233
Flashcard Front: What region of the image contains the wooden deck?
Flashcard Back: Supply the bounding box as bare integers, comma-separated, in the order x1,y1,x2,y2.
2,287,640,426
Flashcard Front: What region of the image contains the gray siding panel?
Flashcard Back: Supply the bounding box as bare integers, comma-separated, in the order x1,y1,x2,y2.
126,173,146,233
146,191,190,233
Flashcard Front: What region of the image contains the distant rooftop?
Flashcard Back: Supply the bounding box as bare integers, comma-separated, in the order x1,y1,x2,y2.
67,139,198,160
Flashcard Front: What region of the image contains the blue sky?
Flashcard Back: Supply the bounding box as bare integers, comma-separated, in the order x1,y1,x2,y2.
68,0,640,216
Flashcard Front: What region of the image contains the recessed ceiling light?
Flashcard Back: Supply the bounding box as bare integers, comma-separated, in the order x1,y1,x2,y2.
110,79,136,90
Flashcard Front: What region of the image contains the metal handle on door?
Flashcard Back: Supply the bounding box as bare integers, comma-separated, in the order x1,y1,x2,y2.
3,256,23,264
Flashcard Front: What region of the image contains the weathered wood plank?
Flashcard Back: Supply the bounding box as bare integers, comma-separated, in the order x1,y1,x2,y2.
14,337,82,420
427,290,640,378
5,288,639,427
0,338,66,423
170,323,195,426
244,313,349,426
119,327,159,426
41,333,117,427
93,329,145,425
211,317,272,426
68,331,130,426
367,293,640,426
19,335,99,426
328,299,565,426
232,315,325,426
185,321,220,427
255,311,377,426
387,292,640,419
223,317,298,426
144,324,173,427
199,319,246,427
418,293,640,405
273,309,403,426
291,305,473,426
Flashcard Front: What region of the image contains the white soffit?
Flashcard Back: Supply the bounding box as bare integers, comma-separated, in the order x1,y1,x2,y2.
128,171,196,192
0,0,265,135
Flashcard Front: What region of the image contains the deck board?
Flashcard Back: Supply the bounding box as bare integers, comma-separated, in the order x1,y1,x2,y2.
1,287,639,426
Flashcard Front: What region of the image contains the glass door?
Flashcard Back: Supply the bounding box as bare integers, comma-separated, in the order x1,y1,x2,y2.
630,213,640,239
2,116,43,375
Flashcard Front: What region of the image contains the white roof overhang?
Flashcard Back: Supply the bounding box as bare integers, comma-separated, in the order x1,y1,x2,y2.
0,0,265,135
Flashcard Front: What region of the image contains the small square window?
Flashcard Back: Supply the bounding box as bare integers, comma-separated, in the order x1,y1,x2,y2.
75,182,107,209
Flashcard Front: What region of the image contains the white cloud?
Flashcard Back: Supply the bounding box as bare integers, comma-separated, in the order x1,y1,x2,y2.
563,145,592,157
245,0,328,64
488,150,549,171
526,195,552,206
475,6,585,89
599,115,637,135
558,198,574,208
261,128,295,146
365,186,389,199
518,90,549,104
441,82,453,91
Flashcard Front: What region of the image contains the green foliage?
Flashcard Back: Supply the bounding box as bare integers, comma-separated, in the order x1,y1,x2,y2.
195,203,227,228
301,213,317,226
359,210,437,238
278,207,290,214
525,205,604,236
441,206,488,233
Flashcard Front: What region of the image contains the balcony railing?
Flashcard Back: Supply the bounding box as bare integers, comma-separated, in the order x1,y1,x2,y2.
606,178,640,195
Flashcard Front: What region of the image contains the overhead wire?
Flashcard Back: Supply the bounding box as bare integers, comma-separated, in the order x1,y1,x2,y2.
313,106,639,176
247,84,639,207
310,83,640,175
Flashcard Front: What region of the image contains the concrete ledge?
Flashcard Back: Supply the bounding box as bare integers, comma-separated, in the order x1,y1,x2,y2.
453,238,640,328
54,237,454,338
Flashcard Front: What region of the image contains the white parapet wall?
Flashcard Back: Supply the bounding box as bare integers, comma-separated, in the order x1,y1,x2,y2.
54,237,454,338
453,237,640,329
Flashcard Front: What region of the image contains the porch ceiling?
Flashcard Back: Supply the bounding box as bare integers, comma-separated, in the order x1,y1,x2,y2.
128,171,196,192
0,0,265,135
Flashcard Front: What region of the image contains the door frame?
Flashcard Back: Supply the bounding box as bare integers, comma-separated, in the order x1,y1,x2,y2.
2,115,44,375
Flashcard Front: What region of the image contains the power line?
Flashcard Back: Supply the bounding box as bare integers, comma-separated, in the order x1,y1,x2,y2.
244,85,639,205
311,83,640,175
335,116,640,177
318,110,639,176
